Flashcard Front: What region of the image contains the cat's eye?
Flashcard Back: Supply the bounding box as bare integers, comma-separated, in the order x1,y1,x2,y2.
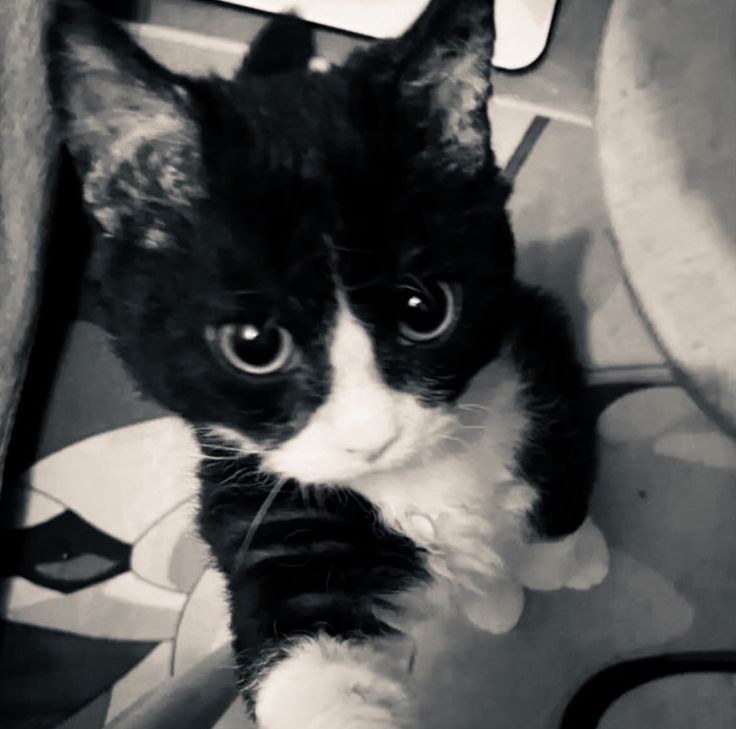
207,323,294,375
396,279,457,343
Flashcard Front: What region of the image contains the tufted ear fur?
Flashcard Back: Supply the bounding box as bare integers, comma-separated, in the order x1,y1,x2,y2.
47,0,201,240
390,0,497,172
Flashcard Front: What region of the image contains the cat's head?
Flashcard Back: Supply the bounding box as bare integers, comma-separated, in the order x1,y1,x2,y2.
50,0,516,484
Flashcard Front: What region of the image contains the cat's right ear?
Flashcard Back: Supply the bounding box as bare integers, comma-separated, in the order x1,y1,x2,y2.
47,1,201,237
370,0,498,174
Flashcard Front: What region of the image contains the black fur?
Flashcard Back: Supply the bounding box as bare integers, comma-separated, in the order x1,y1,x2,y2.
197,444,428,710
235,14,315,80
48,0,515,443
48,0,595,718
508,283,595,538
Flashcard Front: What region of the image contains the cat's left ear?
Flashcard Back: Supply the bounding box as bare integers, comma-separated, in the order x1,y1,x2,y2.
234,14,315,80
48,1,201,236
386,0,497,172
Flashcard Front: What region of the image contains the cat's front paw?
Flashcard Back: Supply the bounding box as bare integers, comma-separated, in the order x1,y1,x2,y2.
565,518,609,590
461,578,525,634
255,637,415,729
513,518,609,592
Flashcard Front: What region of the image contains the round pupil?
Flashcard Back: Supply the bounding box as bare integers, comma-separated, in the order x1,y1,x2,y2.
232,324,282,366
400,284,445,333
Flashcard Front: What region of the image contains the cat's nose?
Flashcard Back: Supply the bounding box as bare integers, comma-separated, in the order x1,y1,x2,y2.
344,429,400,462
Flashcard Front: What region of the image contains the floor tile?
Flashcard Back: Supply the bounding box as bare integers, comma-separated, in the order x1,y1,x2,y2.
8,572,186,641
28,417,200,543
0,622,154,729
131,498,209,593
510,119,664,369
55,692,111,729
599,673,736,729
173,569,230,676
105,641,174,722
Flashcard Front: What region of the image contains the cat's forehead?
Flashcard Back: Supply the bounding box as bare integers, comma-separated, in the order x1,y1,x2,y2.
206,69,362,171
189,67,505,302
192,71,380,243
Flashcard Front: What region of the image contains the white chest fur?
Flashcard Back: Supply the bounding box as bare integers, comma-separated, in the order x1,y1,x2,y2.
349,355,542,633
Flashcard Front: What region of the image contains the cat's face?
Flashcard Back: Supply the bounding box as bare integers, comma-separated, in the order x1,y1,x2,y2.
51,0,515,484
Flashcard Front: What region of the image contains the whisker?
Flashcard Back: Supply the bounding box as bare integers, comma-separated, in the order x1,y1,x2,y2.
457,403,492,414
340,276,385,292
240,477,287,553
329,244,375,254
219,463,257,488
436,433,472,451
200,442,253,455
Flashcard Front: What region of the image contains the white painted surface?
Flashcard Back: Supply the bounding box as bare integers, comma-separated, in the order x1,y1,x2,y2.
218,0,558,69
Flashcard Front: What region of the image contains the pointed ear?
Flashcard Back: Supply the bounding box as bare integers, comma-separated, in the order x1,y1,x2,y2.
48,1,201,239
391,0,496,172
235,14,315,81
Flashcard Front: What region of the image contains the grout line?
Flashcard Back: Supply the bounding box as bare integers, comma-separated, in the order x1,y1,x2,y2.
586,365,674,386
494,95,594,128
502,115,550,182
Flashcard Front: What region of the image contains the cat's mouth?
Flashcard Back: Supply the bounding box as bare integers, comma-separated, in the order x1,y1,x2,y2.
200,421,411,482
261,410,461,486
203,388,464,485
262,437,410,485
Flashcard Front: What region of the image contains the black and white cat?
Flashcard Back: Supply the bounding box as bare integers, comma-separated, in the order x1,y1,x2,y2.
49,1,608,726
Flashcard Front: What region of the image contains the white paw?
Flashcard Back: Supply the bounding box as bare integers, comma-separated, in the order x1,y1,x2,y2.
566,519,609,590
514,518,609,592
256,637,415,729
462,578,525,634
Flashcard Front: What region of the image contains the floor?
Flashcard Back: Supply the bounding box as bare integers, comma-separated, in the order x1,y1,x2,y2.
1,2,735,728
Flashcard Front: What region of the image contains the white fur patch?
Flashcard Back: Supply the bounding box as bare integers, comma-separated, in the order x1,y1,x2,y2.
202,425,261,456
512,517,610,592
142,225,174,250
262,304,451,484
351,353,530,532
348,352,539,634
255,635,415,729
308,56,332,74
260,309,543,633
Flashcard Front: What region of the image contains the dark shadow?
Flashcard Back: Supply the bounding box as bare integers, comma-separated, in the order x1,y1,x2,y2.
517,230,593,363
2,153,92,481
560,652,736,729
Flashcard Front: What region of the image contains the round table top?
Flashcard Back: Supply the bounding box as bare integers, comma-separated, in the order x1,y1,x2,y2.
596,0,736,435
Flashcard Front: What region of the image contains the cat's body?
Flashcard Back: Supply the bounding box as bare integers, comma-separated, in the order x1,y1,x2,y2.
48,1,608,726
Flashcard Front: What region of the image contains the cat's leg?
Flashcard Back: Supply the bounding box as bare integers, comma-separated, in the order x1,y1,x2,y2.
513,516,609,591
248,635,415,729
505,283,609,592
197,450,426,728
